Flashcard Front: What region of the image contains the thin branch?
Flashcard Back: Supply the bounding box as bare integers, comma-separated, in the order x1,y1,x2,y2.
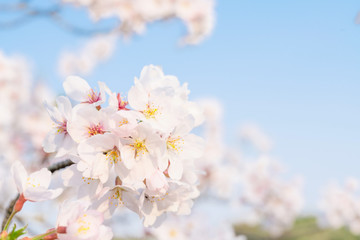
1,159,74,231
50,12,118,36
0,5,61,29
0,3,118,36
47,159,74,173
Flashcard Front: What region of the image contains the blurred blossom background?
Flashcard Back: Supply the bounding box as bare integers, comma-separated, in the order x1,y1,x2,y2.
1,0,360,239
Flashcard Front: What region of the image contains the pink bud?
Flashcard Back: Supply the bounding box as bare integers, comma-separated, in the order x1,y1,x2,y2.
14,194,26,212
57,226,67,234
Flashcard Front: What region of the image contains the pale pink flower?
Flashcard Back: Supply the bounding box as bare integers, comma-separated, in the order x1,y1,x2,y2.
57,200,113,240
63,76,107,106
11,161,63,202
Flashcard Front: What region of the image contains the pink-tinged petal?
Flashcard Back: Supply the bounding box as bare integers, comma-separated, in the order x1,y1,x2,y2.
11,161,27,193
120,145,135,169
29,168,52,188
77,180,103,201
61,165,84,187
78,134,116,155
97,81,108,104
42,129,58,153
114,162,130,179
128,83,148,110
44,101,62,124
182,134,204,159
48,188,64,199
139,65,164,89
98,225,113,240
173,115,195,136
122,190,140,214
24,187,62,202
67,105,108,143
91,156,111,183
55,135,78,162
168,158,183,180
177,200,193,215
77,160,88,173
63,76,91,102
56,96,72,120
127,157,155,182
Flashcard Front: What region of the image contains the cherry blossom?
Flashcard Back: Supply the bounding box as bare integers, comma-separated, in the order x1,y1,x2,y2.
57,200,113,240
11,161,63,202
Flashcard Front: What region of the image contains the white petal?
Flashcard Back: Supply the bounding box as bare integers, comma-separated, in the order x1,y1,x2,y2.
120,145,135,169
128,83,148,110
29,168,51,188
63,76,91,102
168,158,183,180
11,161,27,193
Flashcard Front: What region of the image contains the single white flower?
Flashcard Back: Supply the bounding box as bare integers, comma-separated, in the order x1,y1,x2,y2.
120,123,166,183
95,183,140,218
164,117,204,180
63,76,107,106
108,110,142,138
67,104,109,143
11,161,63,202
140,181,199,227
61,165,103,201
43,96,78,162
57,200,113,240
77,134,129,183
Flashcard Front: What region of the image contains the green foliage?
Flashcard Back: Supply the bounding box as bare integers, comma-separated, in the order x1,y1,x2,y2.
234,217,360,240
1,224,27,240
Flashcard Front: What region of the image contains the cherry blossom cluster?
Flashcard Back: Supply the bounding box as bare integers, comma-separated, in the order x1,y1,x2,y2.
191,99,304,237
58,35,117,77
0,50,52,165
238,157,304,237
35,65,203,238
195,99,240,199
0,50,53,212
149,213,246,240
319,178,360,235
63,0,215,45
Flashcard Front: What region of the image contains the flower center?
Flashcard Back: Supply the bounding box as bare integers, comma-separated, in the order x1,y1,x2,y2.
117,93,128,110
130,139,148,157
119,119,129,127
167,136,184,152
110,188,124,207
105,149,121,164
85,89,101,104
76,214,91,236
56,121,67,134
143,104,159,119
26,177,40,188
87,123,105,136
81,177,95,185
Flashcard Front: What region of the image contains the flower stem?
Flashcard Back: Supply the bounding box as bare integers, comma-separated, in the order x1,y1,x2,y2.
31,229,57,240
2,209,16,232
1,194,19,231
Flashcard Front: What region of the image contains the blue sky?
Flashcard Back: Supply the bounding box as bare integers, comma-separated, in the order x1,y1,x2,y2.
1,0,360,211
